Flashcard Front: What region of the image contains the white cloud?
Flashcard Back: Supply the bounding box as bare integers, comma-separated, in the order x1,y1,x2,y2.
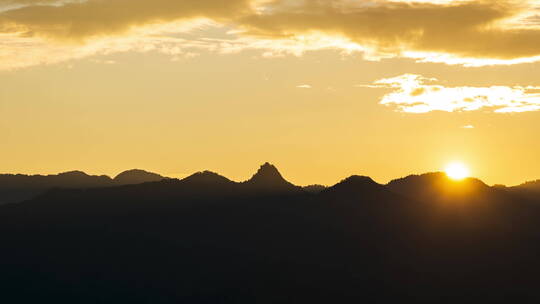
462,125,475,129
367,74,540,113
296,84,312,89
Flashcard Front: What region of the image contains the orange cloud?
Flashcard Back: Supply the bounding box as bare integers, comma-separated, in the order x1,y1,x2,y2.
240,0,540,64
2,1,540,67
0,0,250,41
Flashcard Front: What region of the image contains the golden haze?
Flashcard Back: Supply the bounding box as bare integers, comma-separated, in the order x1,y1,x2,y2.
1,0,540,186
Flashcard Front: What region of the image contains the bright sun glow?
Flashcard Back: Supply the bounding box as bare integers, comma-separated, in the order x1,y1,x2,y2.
445,162,470,180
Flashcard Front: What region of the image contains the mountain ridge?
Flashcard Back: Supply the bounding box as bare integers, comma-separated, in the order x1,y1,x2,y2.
0,169,166,205
1,165,539,205
2,164,540,302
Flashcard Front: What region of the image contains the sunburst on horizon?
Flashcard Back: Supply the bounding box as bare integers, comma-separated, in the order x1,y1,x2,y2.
445,162,470,180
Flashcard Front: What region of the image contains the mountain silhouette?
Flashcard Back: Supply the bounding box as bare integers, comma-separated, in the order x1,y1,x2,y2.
509,179,540,202
323,175,387,197
517,179,540,190
113,169,165,185
302,184,327,193
183,170,233,185
386,172,500,204
1,164,540,303
247,162,284,183
243,162,303,194
0,169,168,205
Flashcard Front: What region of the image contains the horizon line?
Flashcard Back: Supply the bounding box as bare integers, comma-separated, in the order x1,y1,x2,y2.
0,164,535,188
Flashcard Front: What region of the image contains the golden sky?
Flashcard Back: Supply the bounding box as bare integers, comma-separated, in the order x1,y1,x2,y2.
2,0,540,186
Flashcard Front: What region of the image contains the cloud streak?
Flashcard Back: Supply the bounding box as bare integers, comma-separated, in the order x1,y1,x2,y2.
3,1,540,68
0,20,219,69
0,0,250,41
368,74,540,113
240,0,540,65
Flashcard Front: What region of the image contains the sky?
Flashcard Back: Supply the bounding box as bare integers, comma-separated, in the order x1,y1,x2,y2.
1,0,540,186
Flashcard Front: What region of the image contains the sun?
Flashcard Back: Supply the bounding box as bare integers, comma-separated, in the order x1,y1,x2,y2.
445,162,470,180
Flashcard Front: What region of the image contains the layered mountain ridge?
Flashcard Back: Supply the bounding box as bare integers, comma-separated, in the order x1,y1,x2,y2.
2,164,539,205
0,169,166,205
2,164,540,302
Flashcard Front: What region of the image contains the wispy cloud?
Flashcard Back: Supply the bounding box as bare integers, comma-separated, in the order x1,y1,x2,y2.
296,84,312,89
366,74,540,113
0,29,208,69
0,22,368,70
462,125,475,129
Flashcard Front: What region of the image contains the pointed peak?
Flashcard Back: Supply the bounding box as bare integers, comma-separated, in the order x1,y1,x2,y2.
247,162,287,184
244,163,301,192
257,162,281,176
260,162,279,171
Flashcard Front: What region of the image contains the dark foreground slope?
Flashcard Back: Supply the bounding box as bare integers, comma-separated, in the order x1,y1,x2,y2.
1,167,540,303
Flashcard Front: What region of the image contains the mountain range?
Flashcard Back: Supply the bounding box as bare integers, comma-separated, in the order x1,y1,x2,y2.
1,163,538,205
1,163,540,303
0,169,165,205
